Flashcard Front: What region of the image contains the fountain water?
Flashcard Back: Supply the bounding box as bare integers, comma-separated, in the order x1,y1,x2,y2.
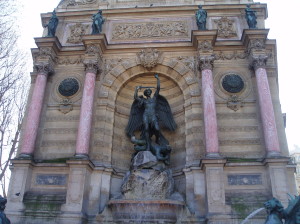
240,207,265,224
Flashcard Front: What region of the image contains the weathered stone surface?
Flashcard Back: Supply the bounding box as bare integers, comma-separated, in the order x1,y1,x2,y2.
121,168,174,200
132,151,157,169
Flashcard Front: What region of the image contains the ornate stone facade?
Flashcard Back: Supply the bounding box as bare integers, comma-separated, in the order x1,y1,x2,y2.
7,1,294,224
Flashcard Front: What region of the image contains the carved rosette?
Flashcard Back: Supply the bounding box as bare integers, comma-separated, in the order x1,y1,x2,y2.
199,56,215,71
137,48,162,70
34,62,54,75
250,55,268,70
84,60,99,74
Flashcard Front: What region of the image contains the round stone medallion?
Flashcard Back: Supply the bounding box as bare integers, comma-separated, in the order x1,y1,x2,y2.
222,74,244,93
58,78,80,97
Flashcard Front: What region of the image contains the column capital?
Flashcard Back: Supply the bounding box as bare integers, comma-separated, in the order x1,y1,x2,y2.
34,62,54,75
83,59,100,74
249,54,268,70
199,55,215,71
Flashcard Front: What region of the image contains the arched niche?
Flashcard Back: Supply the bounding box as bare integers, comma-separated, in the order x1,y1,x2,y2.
111,72,185,172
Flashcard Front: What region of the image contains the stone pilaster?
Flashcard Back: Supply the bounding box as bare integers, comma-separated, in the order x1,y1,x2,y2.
200,159,230,222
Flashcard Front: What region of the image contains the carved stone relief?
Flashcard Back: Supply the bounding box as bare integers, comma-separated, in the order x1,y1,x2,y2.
226,95,244,111
176,56,196,72
64,0,97,6
67,23,89,44
198,40,213,53
214,17,237,38
111,21,189,40
214,51,248,60
137,48,162,70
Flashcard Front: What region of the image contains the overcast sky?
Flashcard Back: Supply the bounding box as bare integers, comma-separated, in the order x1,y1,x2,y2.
18,0,300,152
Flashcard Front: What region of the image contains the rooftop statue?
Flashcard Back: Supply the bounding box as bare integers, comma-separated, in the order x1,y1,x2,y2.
91,10,105,34
195,5,207,30
0,196,10,224
126,74,177,165
45,10,59,37
245,4,257,29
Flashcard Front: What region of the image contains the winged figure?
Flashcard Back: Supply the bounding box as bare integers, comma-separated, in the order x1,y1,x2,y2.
125,74,176,163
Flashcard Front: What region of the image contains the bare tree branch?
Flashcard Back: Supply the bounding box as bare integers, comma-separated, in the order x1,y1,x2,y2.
0,0,29,195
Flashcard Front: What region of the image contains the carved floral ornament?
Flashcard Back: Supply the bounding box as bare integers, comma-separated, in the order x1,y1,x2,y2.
34,47,56,63
198,40,213,53
137,48,162,70
67,23,89,44
247,39,265,53
250,54,268,70
214,17,237,38
34,62,54,75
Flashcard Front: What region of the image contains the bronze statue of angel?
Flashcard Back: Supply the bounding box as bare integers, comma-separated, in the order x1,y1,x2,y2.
125,74,176,163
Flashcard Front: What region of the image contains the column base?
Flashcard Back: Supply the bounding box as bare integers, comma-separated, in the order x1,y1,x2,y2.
74,153,89,160
205,152,221,159
18,153,33,160
266,151,281,158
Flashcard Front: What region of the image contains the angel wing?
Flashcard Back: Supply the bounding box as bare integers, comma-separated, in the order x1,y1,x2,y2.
156,95,177,131
125,96,144,137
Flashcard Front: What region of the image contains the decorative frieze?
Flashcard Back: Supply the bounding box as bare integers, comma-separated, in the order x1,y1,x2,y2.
214,51,248,60
65,0,97,6
112,21,189,40
55,56,83,65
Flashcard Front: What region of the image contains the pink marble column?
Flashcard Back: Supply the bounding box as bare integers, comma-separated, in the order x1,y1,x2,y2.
253,56,281,156
19,64,52,158
75,62,98,158
200,57,220,157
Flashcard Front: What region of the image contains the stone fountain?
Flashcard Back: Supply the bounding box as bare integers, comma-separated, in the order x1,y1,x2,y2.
108,74,185,223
